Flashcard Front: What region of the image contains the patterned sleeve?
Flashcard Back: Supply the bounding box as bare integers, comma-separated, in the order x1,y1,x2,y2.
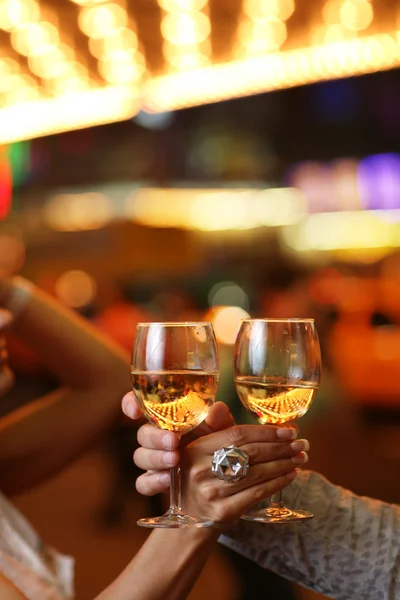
219,470,400,600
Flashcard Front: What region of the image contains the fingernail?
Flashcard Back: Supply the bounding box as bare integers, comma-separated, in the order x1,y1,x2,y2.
292,451,308,465
162,433,173,450
122,402,134,419
286,470,298,481
163,452,176,466
159,473,170,488
290,439,310,453
277,427,297,440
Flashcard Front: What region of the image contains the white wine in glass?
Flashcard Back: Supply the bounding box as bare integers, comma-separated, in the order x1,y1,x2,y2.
131,322,219,528
234,318,321,523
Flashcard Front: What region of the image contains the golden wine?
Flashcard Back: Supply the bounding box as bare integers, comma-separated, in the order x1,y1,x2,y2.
131,370,219,433
235,376,317,425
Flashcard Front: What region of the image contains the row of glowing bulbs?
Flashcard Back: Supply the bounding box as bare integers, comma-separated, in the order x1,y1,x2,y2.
157,0,211,71
74,0,146,85
0,0,91,101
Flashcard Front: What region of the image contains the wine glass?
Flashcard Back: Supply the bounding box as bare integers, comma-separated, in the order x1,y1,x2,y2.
131,321,220,528
234,318,321,523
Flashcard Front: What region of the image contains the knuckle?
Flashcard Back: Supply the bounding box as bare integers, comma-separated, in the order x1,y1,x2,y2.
133,448,144,469
250,485,269,504
200,482,219,503
189,463,205,484
227,425,245,446
212,504,229,523
240,443,258,462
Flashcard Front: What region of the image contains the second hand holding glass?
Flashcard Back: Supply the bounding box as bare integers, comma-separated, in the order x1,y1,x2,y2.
234,318,321,523
131,321,219,529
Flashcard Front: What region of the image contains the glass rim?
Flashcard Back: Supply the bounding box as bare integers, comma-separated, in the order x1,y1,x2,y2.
136,321,213,327
240,318,315,323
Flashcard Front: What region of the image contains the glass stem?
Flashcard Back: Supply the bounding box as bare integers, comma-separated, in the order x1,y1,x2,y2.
168,465,182,515
270,489,285,509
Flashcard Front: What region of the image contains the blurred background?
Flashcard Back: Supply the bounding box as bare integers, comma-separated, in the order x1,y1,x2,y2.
2,0,400,598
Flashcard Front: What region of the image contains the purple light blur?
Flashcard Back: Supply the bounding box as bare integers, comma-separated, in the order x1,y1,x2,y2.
358,154,400,210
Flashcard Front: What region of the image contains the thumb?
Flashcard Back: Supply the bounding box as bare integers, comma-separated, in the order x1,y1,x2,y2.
204,401,236,432
121,391,143,420
185,402,236,444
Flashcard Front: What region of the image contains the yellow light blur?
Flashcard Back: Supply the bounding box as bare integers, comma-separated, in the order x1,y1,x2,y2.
6,84,41,103
55,270,97,309
161,11,210,45
163,41,210,68
239,18,287,53
243,0,295,21
70,0,107,5
0,72,35,93
0,85,139,144
0,0,40,31
79,3,127,39
0,57,19,76
28,45,79,79
340,0,373,31
281,211,400,253
143,31,400,112
205,306,251,345
11,21,59,57
99,50,145,83
89,27,138,59
44,192,113,231
158,0,208,10
322,0,342,25
127,187,304,230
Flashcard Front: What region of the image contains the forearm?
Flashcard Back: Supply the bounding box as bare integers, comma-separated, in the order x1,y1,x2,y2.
0,277,129,390
0,277,131,493
220,470,400,600
95,528,219,600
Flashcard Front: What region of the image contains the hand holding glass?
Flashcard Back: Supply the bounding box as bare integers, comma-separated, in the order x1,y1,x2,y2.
131,322,219,528
234,318,321,523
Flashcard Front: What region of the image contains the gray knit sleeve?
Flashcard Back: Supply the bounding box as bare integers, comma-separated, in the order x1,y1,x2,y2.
219,470,400,600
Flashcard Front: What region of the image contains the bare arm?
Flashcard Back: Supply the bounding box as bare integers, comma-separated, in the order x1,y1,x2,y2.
0,277,130,495
0,573,27,600
96,528,219,600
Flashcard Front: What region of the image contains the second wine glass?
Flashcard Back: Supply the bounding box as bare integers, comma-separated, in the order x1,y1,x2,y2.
234,318,321,523
131,321,219,528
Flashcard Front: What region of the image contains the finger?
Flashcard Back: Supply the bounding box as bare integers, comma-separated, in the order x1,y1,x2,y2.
121,392,143,420
240,439,310,466
136,470,171,496
198,456,302,502
225,456,306,496
134,446,180,471
217,470,298,523
192,423,298,455
137,423,180,451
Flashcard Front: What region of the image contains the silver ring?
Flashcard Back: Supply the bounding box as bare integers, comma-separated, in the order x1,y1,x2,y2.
211,445,250,482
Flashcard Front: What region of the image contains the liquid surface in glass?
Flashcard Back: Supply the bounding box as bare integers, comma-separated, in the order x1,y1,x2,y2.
131,370,219,433
235,376,317,425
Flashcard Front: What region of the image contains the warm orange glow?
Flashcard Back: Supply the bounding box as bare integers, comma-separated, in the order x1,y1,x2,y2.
161,11,211,45
11,21,59,56
99,49,145,84
340,0,373,31
89,27,138,59
205,306,251,345
158,0,208,10
0,86,139,144
55,270,97,309
79,3,127,39
0,0,40,31
243,0,295,21
239,17,287,53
